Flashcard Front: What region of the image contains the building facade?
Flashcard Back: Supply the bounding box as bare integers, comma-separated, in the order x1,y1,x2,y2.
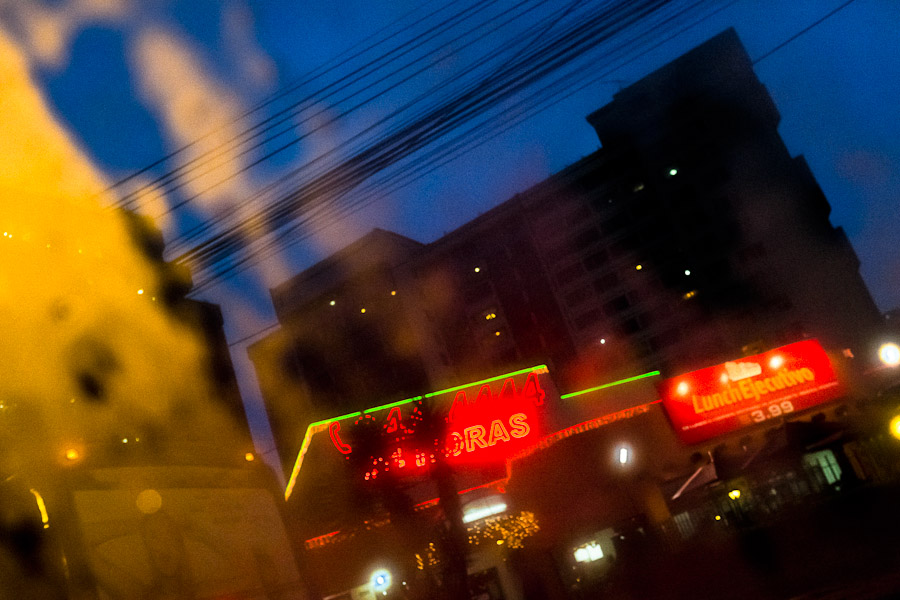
251,28,882,482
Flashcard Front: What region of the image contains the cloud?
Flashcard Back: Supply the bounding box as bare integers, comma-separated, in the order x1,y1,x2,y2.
130,26,253,212
222,1,278,93
0,0,130,69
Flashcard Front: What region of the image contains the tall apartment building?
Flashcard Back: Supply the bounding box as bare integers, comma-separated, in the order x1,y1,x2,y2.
250,29,882,481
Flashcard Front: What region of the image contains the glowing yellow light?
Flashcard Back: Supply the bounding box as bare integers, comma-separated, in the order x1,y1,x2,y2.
485,313,496,320
676,381,689,396
890,415,900,440
136,489,162,515
769,355,784,369
635,264,642,270
329,300,336,306
879,343,900,367
122,438,128,443
474,267,481,273
720,373,729,384
728,489,741,500
715,515,722,521
65,448,79,461
390,290,397,296
29,489,49,529
360,308,366,313
496,539,504,545
495,331,501,336
245,452,255,462
137,289,144,295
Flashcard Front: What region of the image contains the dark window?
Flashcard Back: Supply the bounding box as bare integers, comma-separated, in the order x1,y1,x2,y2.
555,262,585,286
565,286,593,307
603,295,630,315
593,271,620,293
622,317,641,334
584,247,609,271
604,213,629,234
572,227,600,251
573,308,603,329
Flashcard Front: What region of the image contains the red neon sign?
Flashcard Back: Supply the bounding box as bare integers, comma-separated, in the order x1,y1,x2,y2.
660,339,843,444
328,368,551,481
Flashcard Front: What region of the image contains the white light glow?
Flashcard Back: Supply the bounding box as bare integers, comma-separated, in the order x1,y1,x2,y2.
618,447,629,465
769,355,784,369
879,343,900,367
574,542,604,563
677,381,689,395
462,502,507,523
370,569,392,593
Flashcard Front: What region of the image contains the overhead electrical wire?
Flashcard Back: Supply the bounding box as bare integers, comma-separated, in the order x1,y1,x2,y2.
106,0,753,299
114,0,510,209
166,0,589,253
104,0,452,201
176,0,683,280
192,0,731,293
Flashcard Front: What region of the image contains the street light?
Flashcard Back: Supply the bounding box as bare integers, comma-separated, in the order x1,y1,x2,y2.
370,569,392,594
889,415,900,441
879,343,900,367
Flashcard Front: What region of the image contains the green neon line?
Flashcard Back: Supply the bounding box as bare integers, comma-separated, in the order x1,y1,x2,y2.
308,411,362,429
423,365,548,398
561,371,660,399
364,396,424,414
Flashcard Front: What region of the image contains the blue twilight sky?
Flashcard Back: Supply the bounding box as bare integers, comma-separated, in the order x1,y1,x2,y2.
2,0,898,465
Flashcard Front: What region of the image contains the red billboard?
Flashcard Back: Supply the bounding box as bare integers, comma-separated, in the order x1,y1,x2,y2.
659,339,843,444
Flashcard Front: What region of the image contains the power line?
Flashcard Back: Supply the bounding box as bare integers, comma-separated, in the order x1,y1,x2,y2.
181,0,723,293
103,1,449,201
752,0,858,65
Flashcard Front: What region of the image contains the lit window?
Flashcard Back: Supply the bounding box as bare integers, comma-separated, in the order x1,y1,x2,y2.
574,542,604,563
803,450,842,485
